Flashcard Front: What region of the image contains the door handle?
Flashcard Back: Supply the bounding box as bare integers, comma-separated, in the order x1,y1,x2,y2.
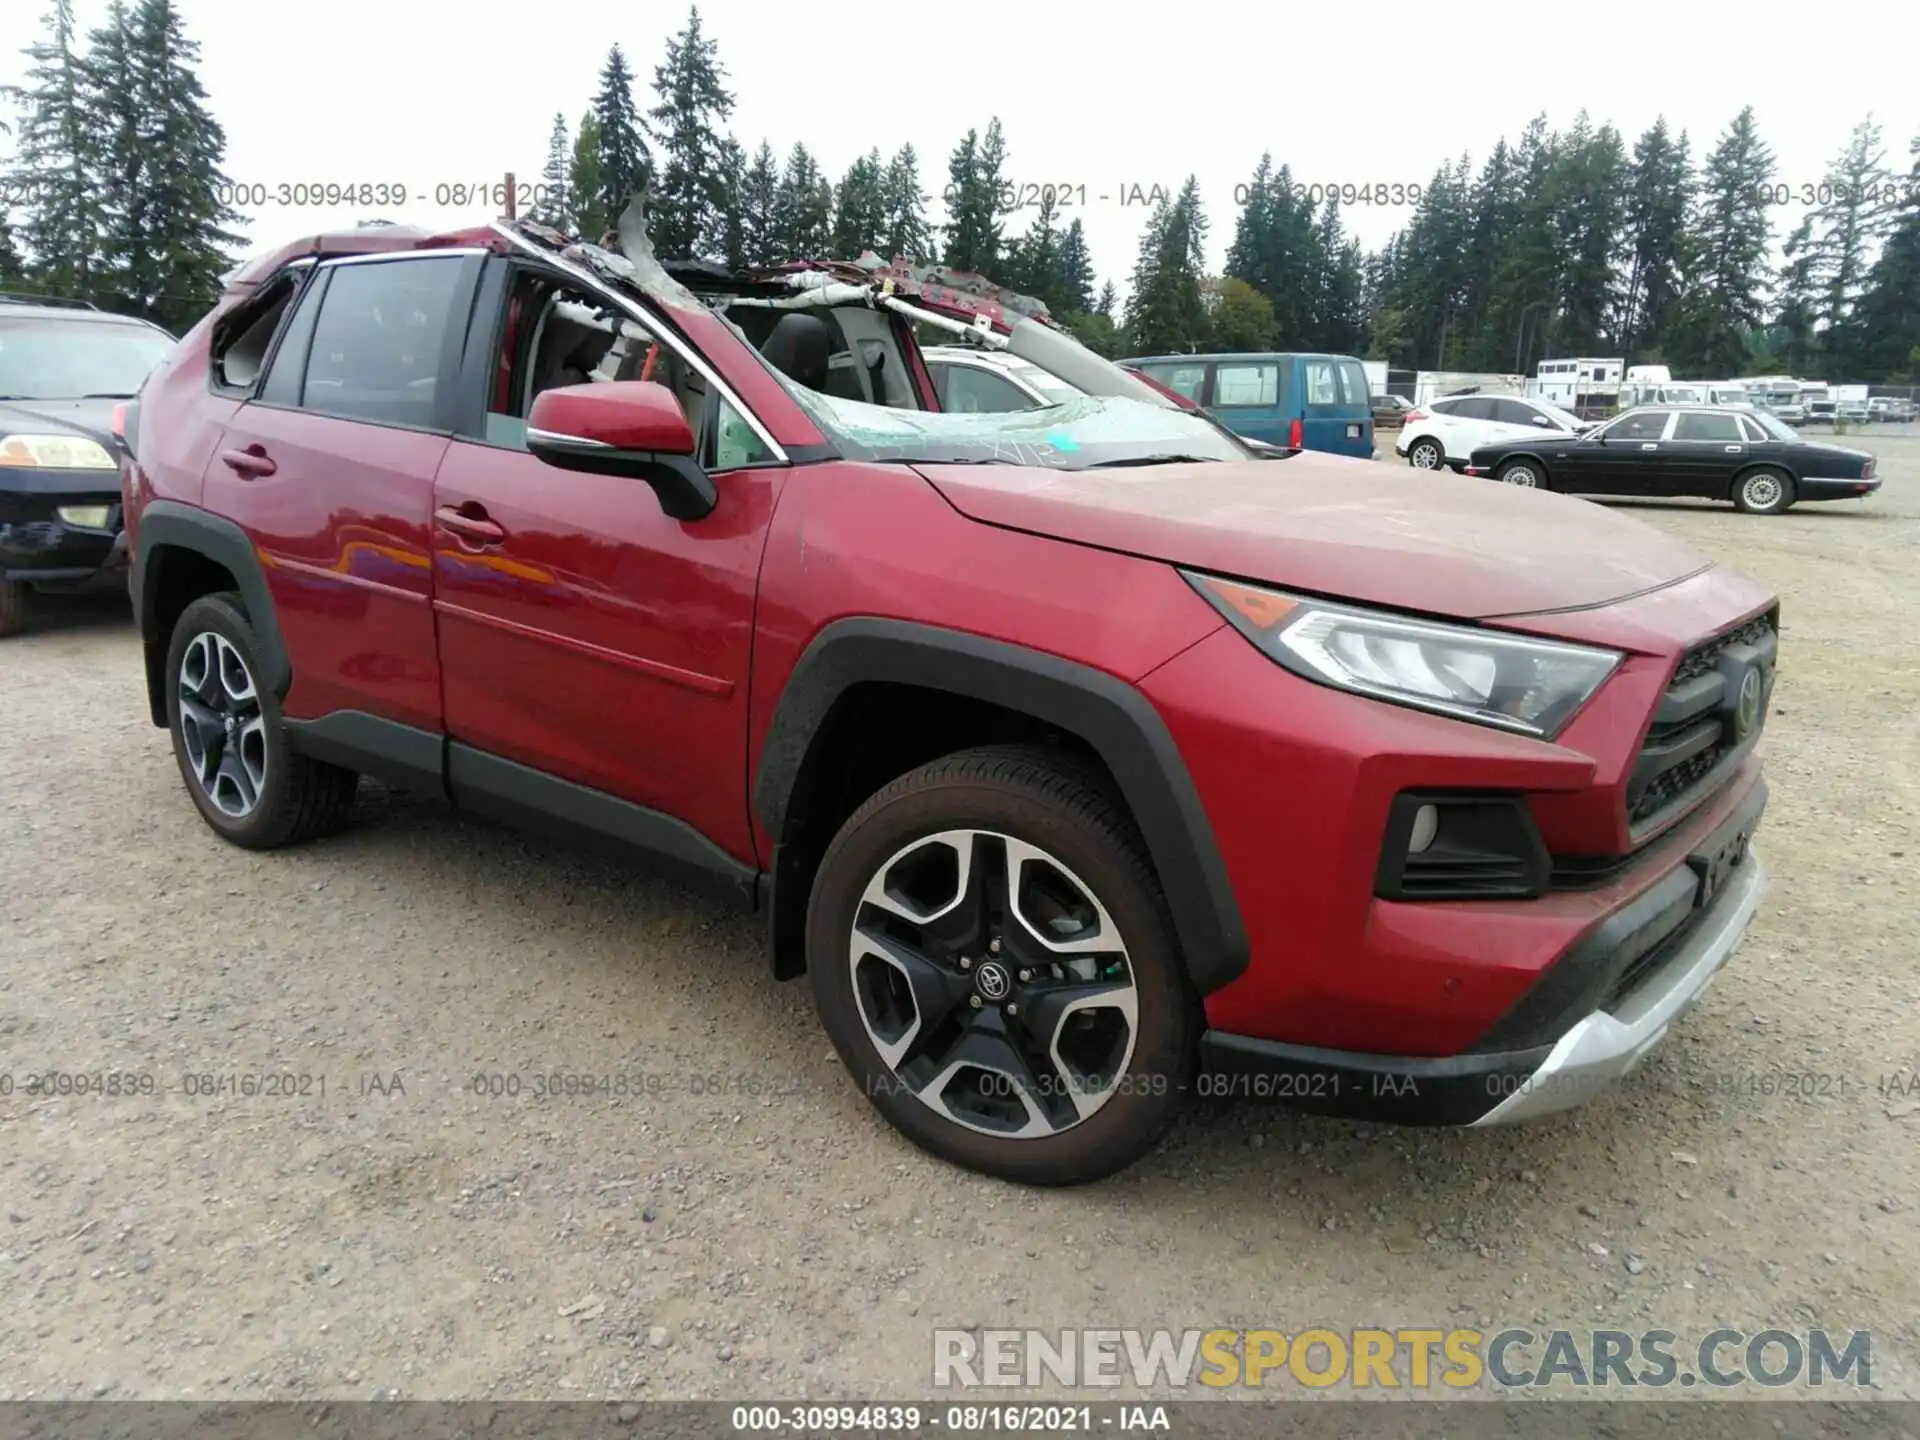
435,504,505,545
220,445,276,478
1641,442,1658,450
1724,445,1743,452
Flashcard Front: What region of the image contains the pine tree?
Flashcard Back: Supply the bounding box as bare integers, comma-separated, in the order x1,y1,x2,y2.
941,128,991,272
534,112,572,228
1620,118,1693,356
1380,157,1473,366
591,45,651,238
829,148,888,257
1223,156,1320,347
569,111,604,238
1486,116,1563,373
1056,219,1095,314
1552,114,1627,355
738,140,779,264
1311,197,1366,354
0,201,21,285
1096,281,1116,316
647,5,734,259
713,136,746,269
1848,132,1920,379
880,145,931,262
1669,106,1774,375
1122,176,1207,354
1005,185,1062,307
1806,116,1897,373
1769,218,1822,373
771,144,830,258
3,0,101,298
84,0,239,328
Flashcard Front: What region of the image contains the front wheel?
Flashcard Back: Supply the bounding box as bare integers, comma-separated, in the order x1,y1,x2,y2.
1405,438,1444,470
165,592,360,848
1496,459,1543,488
806,746,1197,1186
1732,468,1794,515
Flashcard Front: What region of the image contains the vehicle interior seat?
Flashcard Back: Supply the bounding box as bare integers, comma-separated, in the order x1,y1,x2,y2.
760,313,834,393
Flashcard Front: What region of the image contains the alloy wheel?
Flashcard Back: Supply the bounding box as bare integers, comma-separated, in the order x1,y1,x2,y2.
849,828,1139,1139
1409,442,1441,469
1502,464,1538,487
177,631,268,818
1742,473,1783,510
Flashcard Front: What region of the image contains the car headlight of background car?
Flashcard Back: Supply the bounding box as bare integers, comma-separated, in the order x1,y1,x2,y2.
1185,571,1622,738
0,433,119,470
55,505,114,528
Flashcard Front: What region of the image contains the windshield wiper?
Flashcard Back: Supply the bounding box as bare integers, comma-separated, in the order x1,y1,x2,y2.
1086,454,1218,469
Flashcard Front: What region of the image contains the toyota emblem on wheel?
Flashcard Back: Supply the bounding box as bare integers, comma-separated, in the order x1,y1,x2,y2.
975,960,1012,1001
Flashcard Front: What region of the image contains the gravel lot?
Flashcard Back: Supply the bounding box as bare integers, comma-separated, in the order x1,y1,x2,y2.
3,434,1918,1404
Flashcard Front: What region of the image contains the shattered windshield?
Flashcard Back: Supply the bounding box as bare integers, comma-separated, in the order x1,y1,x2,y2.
779,383,1248,469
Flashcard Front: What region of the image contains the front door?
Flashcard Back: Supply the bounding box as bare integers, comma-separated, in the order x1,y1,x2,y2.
428,260,786,865
1563,408,1673,495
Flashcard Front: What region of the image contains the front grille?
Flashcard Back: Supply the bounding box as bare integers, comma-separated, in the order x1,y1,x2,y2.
1627,612,1777,830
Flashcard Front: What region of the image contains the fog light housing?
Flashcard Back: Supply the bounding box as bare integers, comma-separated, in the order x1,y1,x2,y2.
1376,792,1550,900
1407,803,1440,853
56,505,113,528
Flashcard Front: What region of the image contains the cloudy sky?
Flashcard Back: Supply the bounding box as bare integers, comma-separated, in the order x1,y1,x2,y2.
8,0,1919,295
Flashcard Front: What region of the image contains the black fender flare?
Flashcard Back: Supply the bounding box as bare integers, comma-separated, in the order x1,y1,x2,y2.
133,500,291,727
752,617,1250,995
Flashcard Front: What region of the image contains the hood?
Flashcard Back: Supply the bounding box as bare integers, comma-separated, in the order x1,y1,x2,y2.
916,455,1717,621
0,398,118,447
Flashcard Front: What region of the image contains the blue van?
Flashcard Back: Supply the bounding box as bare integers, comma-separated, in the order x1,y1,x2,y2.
1119,352,1376,458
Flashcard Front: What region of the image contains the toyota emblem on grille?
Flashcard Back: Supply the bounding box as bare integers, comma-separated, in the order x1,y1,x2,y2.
1732,667,1764,739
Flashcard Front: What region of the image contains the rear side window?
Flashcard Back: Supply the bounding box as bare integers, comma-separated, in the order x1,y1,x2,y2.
1139,362,1205,402
1451,396,1495,421
938,363,1034,413
1428,398,1457,415
291,256,469,429
1337,360,1370,407
1303,359,1339,406
1212,363,1278,407
1673,411,1743,441
1491,398,1538,426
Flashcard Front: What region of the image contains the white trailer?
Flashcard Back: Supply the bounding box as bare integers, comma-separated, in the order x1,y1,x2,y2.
1528,357,1623,408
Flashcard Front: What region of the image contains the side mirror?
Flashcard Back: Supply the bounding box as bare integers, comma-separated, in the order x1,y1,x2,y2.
526,380,717,522
1531,415,1552,427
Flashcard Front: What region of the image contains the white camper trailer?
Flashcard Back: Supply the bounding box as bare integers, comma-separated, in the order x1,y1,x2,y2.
1528,357,1623,409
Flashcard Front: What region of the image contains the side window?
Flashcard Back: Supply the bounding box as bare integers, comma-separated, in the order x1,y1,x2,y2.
1140,362,1206,402
927,362,953,407
1491,398,1538,426
1673,412,1743,442
1303,359,1339,407
1212,363,1278,407
1452,396,1495,421
1737,415,1766,442
212,267,307,393
257,271,325,408
1608,410,1670,441
1337,360,1370,406
297,256,468,429
941,364,1035,413
1428,398,1456,415
711,396,775,469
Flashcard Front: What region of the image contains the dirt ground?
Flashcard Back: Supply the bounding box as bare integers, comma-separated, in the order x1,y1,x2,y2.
3,435,1917,1405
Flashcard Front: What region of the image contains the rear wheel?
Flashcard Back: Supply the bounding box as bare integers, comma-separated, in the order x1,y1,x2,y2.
1732,468,1794,515
0,579,25,637
165,592,359,848
1496,459,1542,488
1406,437,1444,470
806,745,1197,1186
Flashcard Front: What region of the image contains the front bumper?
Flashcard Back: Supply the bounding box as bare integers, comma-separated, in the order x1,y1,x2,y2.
1,468,125,584
1197,780,1766,1126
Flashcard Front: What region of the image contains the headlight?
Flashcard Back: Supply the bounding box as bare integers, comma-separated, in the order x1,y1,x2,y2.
1184,571,1622,738
56,505,113,528
0,433,118,469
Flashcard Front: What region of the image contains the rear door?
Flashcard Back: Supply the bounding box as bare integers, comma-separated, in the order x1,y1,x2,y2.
1208,358,1284,446
1333,357,1374,457
204,248,483,731
1664,409,1748,497
1298,355,1363,456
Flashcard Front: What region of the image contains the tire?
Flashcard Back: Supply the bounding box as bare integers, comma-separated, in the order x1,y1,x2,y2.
0,579,25,638
1496,458,1543,488
1732,467,1794,515
164,591,359,848
806,744,1198,1186
1405,437,1444,470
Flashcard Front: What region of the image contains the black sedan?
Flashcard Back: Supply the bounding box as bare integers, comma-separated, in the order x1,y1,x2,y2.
1461,404,1880,515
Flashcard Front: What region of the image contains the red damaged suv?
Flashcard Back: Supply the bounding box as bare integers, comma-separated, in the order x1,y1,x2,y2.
121,214,1773,1184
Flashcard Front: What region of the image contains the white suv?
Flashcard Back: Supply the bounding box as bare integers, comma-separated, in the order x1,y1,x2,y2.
1396,394,1590,472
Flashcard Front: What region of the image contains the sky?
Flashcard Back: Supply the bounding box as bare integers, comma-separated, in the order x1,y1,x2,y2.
6,0,1920,300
